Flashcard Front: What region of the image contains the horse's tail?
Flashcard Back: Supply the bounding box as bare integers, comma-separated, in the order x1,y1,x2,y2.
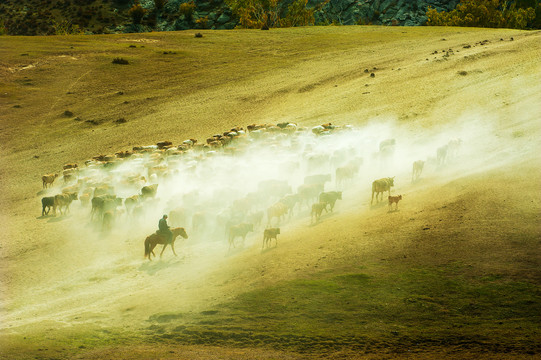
144,236,151,258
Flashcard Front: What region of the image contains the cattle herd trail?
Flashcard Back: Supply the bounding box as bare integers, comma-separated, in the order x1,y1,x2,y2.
0,26,540,359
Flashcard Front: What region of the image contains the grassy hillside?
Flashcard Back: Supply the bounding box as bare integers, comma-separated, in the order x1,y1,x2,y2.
1,26,540,359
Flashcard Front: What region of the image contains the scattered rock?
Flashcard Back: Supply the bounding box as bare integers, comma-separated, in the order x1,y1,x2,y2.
13,104,21,108
63,110,74,117
457,71,468,76
194,33,203,38
117,91,124,95
115,118,128,124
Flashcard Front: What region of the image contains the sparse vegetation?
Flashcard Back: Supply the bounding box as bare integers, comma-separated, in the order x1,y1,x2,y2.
112,57,129,65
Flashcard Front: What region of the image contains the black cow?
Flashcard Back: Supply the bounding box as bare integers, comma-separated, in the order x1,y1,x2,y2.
41,196,56,216
319,191,342,212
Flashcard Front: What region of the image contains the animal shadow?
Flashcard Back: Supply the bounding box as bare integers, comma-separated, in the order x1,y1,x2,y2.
139,257,180,275
47,215,68,222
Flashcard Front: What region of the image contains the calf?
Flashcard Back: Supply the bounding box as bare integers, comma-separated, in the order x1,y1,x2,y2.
388,195,402,211
262,228,280,249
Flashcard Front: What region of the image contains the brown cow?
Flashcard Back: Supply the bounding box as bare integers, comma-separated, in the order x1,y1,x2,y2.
371,177,395,205
437,145,448,166
262,228,280,249
412,160,425,183
388,195,402,211
335,158,362,187
267,202,289,226
141,184,158,199
102,210,115,231
124,195,140,215
319,191,342,212
297,183,324,208
54,192,78,215
311,202,328,223
42,173,58,188
229,223,254,249
63,163,78,170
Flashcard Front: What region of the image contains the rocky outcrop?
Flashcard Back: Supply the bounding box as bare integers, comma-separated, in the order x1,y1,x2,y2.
113,0,458,33
312,0,460,26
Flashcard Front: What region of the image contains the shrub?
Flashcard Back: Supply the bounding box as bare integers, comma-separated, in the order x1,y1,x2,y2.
195,16,209,28
226,0,321,28
426,0,536,29
112,57,129,65
280,0,315,27
128,2,147,24
179,1,195,18
154,0,168,11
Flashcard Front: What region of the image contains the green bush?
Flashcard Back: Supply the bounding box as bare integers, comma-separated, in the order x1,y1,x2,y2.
426,0,537,29
179,1,195,18
225,0,322,28
128,2,147,24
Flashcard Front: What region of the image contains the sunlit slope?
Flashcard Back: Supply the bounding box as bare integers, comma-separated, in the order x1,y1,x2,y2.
1,26,540,359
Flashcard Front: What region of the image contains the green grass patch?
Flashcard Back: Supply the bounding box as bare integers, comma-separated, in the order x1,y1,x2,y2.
148,265,541,353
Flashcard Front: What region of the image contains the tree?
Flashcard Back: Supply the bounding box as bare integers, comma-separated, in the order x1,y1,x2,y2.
154,0,168,11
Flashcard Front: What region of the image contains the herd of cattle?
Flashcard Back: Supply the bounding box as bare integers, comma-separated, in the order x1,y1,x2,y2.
39,122,461,256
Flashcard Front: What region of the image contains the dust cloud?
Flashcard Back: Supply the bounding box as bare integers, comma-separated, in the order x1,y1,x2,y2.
5,109,529,329
43,110,517,252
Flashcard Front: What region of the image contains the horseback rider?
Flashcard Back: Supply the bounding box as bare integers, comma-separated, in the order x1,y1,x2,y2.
158,214,173,244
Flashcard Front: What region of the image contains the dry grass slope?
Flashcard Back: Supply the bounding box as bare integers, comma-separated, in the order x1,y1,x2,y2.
0,26,540,359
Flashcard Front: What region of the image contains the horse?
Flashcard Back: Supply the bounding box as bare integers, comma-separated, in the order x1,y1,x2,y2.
144,227,188,261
